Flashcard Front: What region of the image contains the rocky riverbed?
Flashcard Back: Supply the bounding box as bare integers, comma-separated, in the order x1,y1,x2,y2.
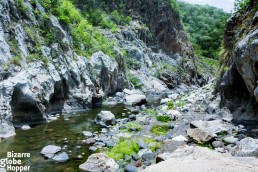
2,81,258,172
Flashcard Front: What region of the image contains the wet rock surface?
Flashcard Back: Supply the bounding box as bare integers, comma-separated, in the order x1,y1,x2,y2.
79,153,119,172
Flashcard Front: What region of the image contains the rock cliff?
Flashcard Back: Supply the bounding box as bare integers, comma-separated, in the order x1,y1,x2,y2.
0,0,197,139
218,0,258,120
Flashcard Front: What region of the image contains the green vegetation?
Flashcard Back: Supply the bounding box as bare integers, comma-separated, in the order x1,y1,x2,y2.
129,75,144,89
167,101,176,110
198,142,214,150
145,109,158,117
126,58,141,70
151,125,169,135
107,139,139,161
143,138,160,152
234,0,250,11
176,99,186,107
179,1,230,59
124,122,142,132
169,0,180,15
156,115,172,123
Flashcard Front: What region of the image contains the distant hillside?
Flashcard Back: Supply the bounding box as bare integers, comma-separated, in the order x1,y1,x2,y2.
179,1,230,59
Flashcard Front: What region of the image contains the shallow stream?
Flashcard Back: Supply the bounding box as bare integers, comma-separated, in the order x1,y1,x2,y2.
0,105,130,172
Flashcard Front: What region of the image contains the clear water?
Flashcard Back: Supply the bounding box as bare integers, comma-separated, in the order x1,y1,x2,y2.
0,105,129,172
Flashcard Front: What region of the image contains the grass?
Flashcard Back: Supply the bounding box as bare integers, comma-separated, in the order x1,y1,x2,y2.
107,138,139,161
151,125,169,136
145,109,158,117
156,115,172,123
129,75,144,89
124,122,142,132
167,101,176,110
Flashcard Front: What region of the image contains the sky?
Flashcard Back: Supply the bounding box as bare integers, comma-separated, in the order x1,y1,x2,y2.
180,0,235,12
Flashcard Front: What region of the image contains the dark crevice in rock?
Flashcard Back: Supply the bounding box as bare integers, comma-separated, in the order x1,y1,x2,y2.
11,83,45,125
47,79,68,113
220,64,258,120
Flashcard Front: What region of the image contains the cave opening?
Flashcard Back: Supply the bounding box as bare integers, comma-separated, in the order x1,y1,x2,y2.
47,79,68,113
11,83,45,125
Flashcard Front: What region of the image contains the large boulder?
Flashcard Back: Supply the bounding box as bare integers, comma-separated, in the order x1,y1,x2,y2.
40,145,61,159
124,94,147,106
187,128,215,144
190,120,228,135
90,51,119,95
79,153,119,172
0,121,15,139
142,146,258,172
232,137,258,157
95,111,116,127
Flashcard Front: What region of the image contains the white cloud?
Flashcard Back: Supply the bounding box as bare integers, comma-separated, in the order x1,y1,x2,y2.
179,0,235,12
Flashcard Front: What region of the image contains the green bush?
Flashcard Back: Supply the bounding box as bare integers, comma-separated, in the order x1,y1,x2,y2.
107,139,139,161
234,0,250,11
124,122,142,132
167,101,175,110
129,76,144,89
145,109,158,117
151,125,169,135
156,115,172,123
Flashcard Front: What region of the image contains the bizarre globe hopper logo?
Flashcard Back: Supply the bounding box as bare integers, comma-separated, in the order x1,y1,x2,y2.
0,151,31,172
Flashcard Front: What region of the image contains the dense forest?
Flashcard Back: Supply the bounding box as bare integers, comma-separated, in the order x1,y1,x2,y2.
179,1,230,60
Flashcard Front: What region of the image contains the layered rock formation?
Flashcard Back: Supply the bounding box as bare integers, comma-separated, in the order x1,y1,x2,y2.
218,0,258,120
0,0,196,139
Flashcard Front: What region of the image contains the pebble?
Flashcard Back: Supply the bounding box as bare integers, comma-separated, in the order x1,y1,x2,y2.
223,136,238,144
83,131,93,137
125,165,138,172
137,140,148,149
89,146,97,152
21,125,31,130
212,141,224,148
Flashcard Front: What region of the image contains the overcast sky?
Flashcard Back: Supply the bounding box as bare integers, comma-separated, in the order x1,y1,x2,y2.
180,0,235,12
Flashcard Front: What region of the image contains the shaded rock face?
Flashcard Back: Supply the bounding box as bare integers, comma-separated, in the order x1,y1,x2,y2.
218,0,258,120
109,0,198,84
0,0,128,128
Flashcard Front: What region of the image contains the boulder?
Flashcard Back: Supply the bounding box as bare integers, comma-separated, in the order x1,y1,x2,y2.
212,141,224,148
187,128,215,144
95,111,116,127
90,52,119,95
142,146,258,172
232,137,258,157
124,94,147,106
223,136,238,144
190,120,228,135
0,121,15,139
52,152,69,163
79,153,119,172
41,145,61,159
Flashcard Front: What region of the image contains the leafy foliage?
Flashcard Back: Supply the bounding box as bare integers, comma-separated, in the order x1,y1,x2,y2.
167,101,175,110
124,122,142,132
234,0,250,11
179,1,230,59
151,125,169,135
156,115,172,123
107,138,139,161
145,109,158,117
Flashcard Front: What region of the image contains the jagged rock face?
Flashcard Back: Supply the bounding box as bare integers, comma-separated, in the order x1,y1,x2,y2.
0,1,128,127
110,0,197,83
0,0,197,136
218,0,258,120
